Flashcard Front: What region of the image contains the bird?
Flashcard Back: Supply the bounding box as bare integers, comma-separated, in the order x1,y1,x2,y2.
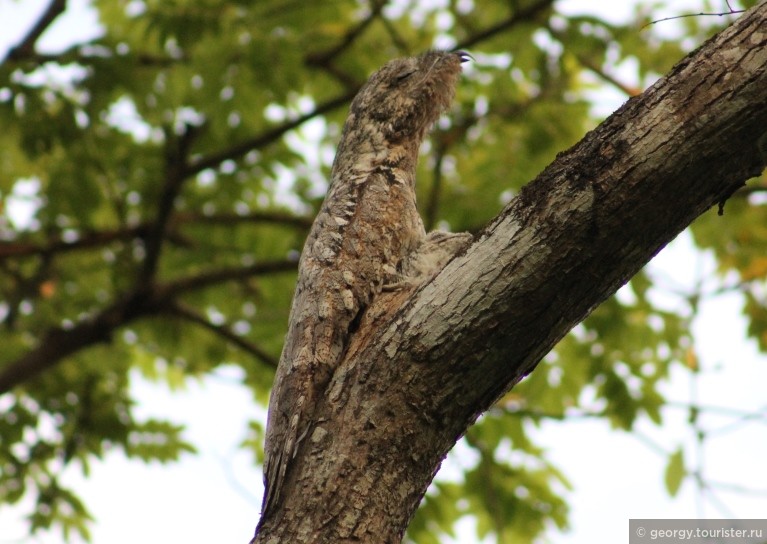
257,50,471,531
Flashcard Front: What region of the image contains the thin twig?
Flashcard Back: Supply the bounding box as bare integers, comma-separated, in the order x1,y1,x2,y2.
425,143,446,231
643,10,744,30
707,479,767,496
167,301,278,368
576,54,641,97
455,0,555,51
305,0,386,68
187,91,356,176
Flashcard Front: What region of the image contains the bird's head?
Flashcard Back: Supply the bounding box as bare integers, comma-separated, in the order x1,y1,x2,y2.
348,50,470,143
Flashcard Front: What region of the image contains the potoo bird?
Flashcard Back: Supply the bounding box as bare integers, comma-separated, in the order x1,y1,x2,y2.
257,50,471,529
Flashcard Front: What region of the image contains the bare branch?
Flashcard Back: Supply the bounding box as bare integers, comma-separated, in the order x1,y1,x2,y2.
644,10,744,30
5,0,67,62
455,0,555,51
0,225,147,259
163,259,297,297
187,210,312,230
0,288,157,394
167,301,278,368
576,54,641,97
305,0,386,68
187,91,357,176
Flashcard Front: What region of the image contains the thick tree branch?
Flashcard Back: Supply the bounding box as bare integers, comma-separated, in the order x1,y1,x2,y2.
254,3,767,541
138,124,201,285
0,259,296,393
0,288,160,394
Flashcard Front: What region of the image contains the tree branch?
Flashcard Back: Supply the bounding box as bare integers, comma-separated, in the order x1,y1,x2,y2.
644,10,744,30
5,0,67,62
0,225,148,259
254,3,767,540
166,301,278,368
188,210,312,230
138,124,201,286
576,54,642,97
424,142,445,231
186,91,357,176
0,260,296,393
0,288,157,394
455,0,556,51
305,0,386,68
0,211,311,260
162,259,297,298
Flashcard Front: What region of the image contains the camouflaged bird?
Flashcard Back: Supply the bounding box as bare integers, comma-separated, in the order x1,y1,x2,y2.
258,50,471,527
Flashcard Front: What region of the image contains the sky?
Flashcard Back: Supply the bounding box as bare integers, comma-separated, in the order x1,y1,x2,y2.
1,1,765,543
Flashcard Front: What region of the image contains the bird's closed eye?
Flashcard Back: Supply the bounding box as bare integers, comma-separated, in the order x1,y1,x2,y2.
394,68,417,83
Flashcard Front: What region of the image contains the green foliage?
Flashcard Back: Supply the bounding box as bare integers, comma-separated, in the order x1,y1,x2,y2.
691,192,767,350
0,0,761,541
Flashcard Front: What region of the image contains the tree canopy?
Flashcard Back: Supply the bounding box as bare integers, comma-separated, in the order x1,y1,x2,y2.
1,0,765,542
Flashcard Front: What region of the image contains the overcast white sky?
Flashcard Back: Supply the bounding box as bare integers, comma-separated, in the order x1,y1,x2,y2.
1,1,765,543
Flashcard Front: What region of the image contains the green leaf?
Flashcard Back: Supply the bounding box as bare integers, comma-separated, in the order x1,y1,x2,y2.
664,447,685,497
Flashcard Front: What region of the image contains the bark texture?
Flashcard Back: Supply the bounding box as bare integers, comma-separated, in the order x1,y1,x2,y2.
253,3,767,543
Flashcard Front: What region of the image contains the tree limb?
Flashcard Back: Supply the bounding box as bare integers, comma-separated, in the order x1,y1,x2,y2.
188,210,312,229
0,211,311,260
166,301,278,368
186,91,357,176
138,124,201,286
5,0,67,62
0,225,148,259
162,259,297,297
253,3,767,541
305,0,386,68
455,0,556,51
0,259,296,393
0,288,158,394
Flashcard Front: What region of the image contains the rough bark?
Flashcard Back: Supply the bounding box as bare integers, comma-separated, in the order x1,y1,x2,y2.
253,4,767,543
